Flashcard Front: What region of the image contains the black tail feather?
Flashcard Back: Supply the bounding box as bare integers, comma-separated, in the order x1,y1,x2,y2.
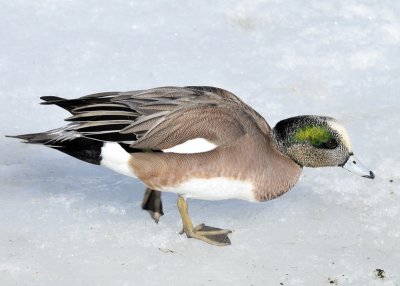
6,132,58,145
7,132,104,165
52,137,103,165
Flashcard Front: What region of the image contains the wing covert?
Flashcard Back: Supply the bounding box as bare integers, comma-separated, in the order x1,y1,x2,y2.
43,86,271,149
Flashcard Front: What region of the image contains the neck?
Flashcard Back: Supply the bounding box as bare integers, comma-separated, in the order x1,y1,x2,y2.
271,128,303,168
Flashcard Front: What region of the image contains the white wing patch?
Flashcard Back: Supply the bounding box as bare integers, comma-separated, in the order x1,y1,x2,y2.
100,143,136,178
160,177,256,201
162,138,217,154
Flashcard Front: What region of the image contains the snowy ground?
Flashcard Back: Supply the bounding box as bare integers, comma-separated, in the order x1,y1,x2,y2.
1,1,399,285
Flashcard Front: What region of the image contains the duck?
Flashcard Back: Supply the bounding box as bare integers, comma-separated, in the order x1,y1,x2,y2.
7,86,375,246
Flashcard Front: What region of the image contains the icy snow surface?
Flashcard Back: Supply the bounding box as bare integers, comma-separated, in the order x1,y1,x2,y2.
1,1,399,285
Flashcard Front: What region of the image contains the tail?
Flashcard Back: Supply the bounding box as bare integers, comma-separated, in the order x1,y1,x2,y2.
7,93,123,166
6,129,104,165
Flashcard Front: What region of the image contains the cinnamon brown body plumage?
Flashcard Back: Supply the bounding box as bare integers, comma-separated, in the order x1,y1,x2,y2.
7,86,374,246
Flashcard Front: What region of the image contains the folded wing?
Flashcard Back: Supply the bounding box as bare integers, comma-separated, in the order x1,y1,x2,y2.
41,86,271,150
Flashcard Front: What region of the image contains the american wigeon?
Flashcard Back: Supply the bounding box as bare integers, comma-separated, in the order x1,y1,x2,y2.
8,86,375,246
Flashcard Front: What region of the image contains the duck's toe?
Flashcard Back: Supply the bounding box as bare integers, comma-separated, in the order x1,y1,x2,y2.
183,224,232,246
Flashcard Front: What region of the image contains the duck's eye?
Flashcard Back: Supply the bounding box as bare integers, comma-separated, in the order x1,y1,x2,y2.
323,138,338,149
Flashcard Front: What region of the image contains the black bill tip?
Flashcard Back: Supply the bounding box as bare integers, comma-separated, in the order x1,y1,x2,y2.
363,171,375,179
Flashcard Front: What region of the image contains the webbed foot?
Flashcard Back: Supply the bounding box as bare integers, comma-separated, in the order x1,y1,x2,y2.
142,188,164,223
180,223,232,246
177,196,232,246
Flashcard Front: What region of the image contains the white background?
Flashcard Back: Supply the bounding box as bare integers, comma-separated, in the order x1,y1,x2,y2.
1,1,399,285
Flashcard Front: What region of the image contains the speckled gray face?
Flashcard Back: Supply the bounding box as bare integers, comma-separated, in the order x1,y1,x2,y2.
273,115,375,179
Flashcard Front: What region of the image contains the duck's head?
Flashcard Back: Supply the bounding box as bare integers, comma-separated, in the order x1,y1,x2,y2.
273,115,375,179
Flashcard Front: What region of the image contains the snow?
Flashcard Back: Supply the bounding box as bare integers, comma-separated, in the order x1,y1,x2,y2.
0,0,399,285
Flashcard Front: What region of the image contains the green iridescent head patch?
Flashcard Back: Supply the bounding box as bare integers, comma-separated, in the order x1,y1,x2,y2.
293,125,333,147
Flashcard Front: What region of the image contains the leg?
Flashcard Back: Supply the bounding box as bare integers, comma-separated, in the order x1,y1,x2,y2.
177,196,232,246
142,188,164,223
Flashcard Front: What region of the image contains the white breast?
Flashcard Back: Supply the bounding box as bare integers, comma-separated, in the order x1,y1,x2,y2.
160,177,256,202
